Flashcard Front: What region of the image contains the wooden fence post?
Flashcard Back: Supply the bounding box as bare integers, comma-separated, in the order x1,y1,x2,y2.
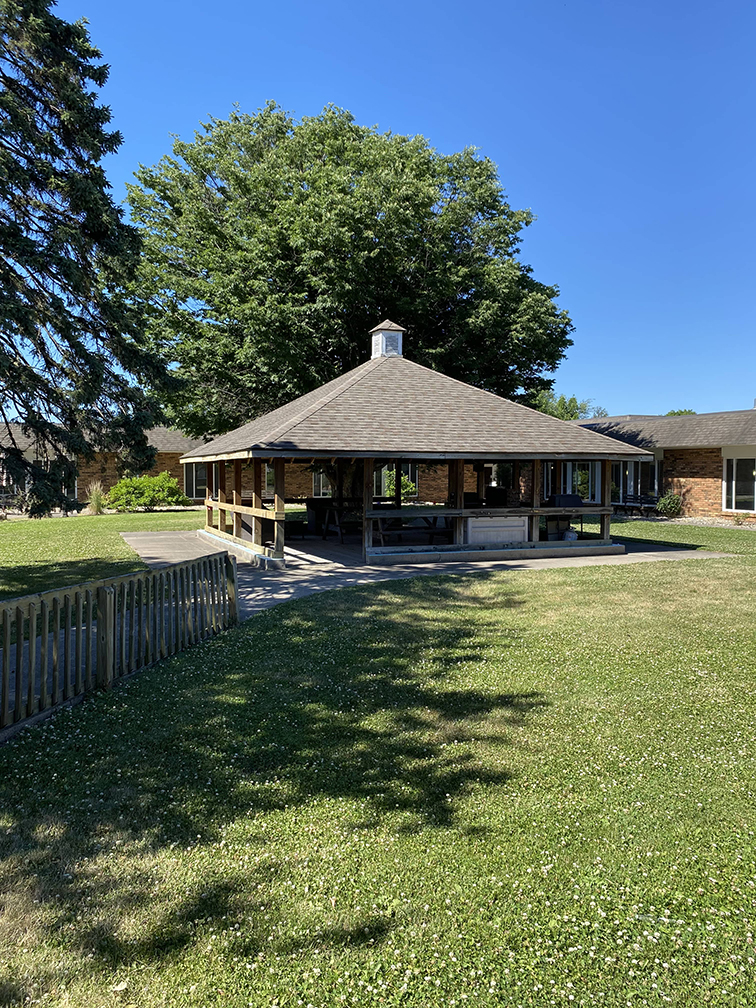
96,586,115,689
225,553,238,626
1,609,11,728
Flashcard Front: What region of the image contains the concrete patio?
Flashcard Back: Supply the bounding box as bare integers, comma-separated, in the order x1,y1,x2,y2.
120,531,731,620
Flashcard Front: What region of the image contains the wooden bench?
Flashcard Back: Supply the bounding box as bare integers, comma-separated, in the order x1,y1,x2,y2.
613,494,659,517
373,515,453,546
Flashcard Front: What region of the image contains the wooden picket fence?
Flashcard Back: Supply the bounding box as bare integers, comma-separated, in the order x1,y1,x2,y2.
0,551,237,735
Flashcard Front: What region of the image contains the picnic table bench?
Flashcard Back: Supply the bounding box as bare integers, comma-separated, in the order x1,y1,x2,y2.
613,494,659,517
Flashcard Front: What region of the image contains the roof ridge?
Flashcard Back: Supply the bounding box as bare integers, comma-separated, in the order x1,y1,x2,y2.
260,358,385,445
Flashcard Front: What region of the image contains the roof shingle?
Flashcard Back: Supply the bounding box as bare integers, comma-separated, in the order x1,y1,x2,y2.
182,356,648,461
578,410,756,449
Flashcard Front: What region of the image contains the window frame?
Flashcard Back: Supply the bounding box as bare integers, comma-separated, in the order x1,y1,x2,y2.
184,462,208,500
722,455,756,512
312,470,332,498
374,463,419,498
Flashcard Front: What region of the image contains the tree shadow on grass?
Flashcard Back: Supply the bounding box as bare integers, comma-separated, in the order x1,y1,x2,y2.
0,571,547,980
0,558,145,602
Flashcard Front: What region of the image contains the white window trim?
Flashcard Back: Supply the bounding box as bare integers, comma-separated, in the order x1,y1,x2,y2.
722,454,756,513
312,471,332,498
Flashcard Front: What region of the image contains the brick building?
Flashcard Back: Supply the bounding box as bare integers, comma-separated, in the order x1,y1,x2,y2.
0,425,204,505
578,410,756,518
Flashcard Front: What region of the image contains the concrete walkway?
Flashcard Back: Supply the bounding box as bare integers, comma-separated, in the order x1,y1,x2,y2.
120,532,731,620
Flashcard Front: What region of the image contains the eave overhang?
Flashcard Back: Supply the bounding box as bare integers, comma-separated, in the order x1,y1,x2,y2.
181,448,653,464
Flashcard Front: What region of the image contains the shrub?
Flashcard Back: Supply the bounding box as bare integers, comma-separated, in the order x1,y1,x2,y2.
384,470,417,502
86,480,106,515
656,491,683,517
105,472,191,512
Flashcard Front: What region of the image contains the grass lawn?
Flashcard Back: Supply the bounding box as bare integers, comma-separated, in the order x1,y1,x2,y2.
0,530,754,1006
0,512,206,601
611,518,756,556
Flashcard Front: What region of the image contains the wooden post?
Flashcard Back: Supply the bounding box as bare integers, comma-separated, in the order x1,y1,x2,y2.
14,606,24,721
96,586,115,689
225,553,238,625
273,458,286,557
217,462,228,534
1,608,10,727
476,465,486,501
530,461,542,542
205,462,214,528
252,459,263,546
449,459,465,544
233,459,242,539
601,459,612,541
27,602,37,715
394,460,402,510
363,458,374,561
336,458,344,504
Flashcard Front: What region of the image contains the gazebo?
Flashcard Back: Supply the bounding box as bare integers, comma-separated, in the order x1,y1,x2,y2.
181,321,651,567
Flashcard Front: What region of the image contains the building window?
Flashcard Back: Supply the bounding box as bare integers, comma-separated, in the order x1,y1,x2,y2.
312,470,332,497
263,464,276,498
185,462,207,500
724,457,756,511
374,463,419,497
569,462,600,502
610,460,660,503
543,461,601,503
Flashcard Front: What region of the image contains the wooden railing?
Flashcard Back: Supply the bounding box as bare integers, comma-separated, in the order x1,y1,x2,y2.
0,552,237,735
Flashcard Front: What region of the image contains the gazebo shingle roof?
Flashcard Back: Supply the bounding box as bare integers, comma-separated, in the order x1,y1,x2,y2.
182,356,649,462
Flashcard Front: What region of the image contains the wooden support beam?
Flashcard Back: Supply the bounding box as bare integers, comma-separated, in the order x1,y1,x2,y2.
601,459,612,540
205,461,214,528
217,462,228,534
336,458,344,504
448,459,465,544
476,465,486,500
273,458,286,557
363,459,374,561
394,460,402,509
233,459,242,539
530,461,542,541
252,459,263,546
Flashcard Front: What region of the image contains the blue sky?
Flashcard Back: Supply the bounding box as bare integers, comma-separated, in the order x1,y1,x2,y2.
56,0,756,416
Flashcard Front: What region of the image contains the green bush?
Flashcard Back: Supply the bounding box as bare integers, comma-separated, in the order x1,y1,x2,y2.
105,472,191,512
384,470,417,502
656,491,683,517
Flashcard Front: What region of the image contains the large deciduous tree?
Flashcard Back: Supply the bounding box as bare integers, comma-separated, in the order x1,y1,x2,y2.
128,103,574,437
535,390,608,421
0,0,171,514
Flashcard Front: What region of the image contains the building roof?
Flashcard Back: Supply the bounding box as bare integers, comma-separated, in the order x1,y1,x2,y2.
146,426,205,453
0,423,203,455
369,319,406,333
577,409,756,449
181,355,649,463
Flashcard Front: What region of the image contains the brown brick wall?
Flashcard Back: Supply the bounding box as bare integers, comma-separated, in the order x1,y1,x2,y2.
77,451,184,502
662,448,723,517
